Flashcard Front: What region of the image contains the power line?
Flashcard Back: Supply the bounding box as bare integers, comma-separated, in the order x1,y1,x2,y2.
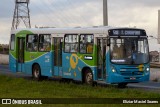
12,0,101,28
46,0,89,27
40,0,70,27
30,1,58,27
66,0,89,26
46,0,74,26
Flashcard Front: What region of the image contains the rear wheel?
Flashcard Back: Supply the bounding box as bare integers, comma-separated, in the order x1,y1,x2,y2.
84,69,93,85
32,64,41,80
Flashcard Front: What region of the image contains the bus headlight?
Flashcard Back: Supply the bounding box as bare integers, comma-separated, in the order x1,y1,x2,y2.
146,67,150,72
111,66,116,73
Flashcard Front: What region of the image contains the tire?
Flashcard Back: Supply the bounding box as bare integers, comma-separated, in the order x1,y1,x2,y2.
32,64,41,80
84,69,93,85
118,83,128,88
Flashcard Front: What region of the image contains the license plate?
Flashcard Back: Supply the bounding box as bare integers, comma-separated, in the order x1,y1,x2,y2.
130,77,136,80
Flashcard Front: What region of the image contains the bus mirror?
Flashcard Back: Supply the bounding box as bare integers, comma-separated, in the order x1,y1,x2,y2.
107,38,110,46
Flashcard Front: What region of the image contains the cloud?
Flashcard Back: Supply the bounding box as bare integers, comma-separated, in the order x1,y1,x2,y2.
109,0,160,8
0,0,14,18
108,0,159,36
0,0,160,51
0,18,12,44
31,0,103,27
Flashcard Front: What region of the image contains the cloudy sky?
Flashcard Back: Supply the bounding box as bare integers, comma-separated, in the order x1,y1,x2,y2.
0,0,160,51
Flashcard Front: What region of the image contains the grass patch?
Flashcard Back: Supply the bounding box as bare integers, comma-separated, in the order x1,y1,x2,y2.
0,75,160,107
0,75,159,98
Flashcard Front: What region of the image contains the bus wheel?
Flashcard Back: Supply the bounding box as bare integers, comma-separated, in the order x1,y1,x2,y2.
32,64,41,80
84,69,93,85
118,83,128,88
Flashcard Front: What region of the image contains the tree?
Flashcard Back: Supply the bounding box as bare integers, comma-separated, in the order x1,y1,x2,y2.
0,46,3,53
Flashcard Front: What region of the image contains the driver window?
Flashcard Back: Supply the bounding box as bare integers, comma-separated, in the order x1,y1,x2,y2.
111,39,124,59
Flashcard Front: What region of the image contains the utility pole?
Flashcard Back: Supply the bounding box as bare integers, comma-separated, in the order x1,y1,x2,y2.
158,10,160,44
12,0,31,30
103,0,108,26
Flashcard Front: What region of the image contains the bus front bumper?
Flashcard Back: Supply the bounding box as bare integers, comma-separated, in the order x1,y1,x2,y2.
107,72,150,84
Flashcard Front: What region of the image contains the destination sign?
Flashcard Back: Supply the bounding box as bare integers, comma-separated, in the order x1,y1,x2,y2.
109,29,147,36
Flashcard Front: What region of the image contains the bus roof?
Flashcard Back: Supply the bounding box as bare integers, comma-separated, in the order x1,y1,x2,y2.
11,26,145,35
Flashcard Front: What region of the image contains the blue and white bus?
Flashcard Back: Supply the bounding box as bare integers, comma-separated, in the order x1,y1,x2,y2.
9,26,150,87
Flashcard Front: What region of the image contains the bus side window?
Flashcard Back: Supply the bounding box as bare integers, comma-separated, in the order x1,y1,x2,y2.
39,34,51,52
26,34,38,52
80,35,86,53
64,34,78,53
80,34,93,54
87,43,93,53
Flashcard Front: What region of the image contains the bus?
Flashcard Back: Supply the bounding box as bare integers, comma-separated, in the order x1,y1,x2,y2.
9,26,150,87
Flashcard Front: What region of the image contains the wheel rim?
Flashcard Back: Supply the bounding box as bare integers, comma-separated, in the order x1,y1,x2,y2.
34,67,39,78
86,72,93,84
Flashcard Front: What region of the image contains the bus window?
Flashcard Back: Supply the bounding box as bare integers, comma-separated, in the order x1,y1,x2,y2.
10,34,15,51
39,34,51,52
110,38,149,64
111,39,124,59
80,34,93,54
64,34,78,53
26,34,38,52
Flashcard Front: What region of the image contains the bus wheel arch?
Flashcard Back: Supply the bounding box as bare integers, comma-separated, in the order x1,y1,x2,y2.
32,63,41,80
82,67,93,85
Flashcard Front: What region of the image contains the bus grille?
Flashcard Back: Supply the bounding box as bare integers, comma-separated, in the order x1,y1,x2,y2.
120,69,143,76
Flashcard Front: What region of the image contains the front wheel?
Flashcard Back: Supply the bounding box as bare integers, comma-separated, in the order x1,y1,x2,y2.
84,69,93,85
32,64,41,80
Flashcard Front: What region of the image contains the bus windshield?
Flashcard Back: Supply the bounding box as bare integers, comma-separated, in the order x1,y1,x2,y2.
110,37,149,64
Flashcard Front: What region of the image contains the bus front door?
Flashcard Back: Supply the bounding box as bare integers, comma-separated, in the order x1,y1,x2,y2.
97,38,107,80
17,37,25,72
53,38,63,76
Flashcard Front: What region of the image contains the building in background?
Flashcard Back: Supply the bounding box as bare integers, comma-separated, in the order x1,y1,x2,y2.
150,51,159,62
0,44,9,54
